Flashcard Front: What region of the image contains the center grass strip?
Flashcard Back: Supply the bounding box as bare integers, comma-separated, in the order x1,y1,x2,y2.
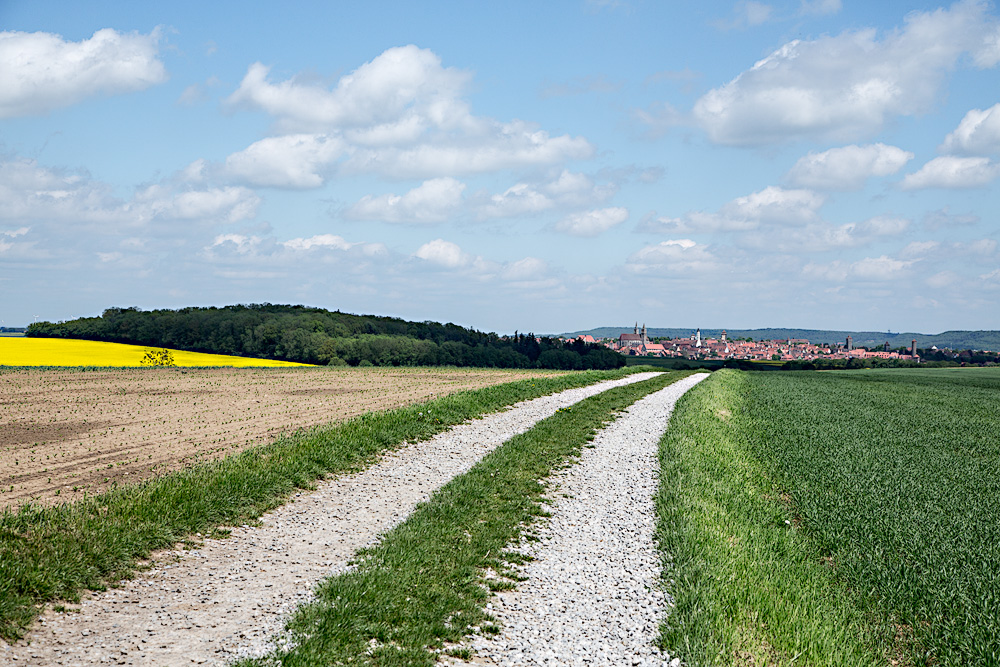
655,370,894,667
0,368,645,643
233,371,693,667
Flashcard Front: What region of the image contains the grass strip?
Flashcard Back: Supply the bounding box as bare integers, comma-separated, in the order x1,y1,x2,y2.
234,371,692,667
655,369,893,666
0,367,643,643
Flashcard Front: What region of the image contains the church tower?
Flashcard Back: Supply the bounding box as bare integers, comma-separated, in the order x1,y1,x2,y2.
641,323,647,345
696,328,702,348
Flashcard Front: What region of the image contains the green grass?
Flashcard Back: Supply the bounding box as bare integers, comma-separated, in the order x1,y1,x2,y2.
0,367,641,643
234,371,693,667
658,367,1000,666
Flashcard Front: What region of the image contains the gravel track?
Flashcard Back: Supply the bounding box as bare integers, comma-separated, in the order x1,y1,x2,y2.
4,372,661,667
455,372,708,667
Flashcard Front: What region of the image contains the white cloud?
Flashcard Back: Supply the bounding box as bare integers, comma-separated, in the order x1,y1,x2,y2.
738,215,909,252
227,46,471,132
224,46,592,186
413,238,470,268
941,103,1000,155
626,239,718,274
554,207,629,237
0,158,260,232
501,257,548,281
803,255,914,282
225,134,344,189
786,143,913,190
0,28,166,118
901,156,1000,189
282,234,352,251
346,178,466,224
477,170,617,219
134,185,260,223
211,234,262,255
693,1,1000,145
642,186,824,234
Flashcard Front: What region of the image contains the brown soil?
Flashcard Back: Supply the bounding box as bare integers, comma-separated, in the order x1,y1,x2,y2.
0,366,556,509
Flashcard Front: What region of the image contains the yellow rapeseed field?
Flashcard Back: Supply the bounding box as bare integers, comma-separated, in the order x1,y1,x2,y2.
0,337,311,367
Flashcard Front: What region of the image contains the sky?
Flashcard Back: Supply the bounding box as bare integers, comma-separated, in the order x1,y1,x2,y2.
1,0,999,334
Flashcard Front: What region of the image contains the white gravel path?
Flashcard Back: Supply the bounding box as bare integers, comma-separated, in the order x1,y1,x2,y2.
4,372,661,667
455,372,708,667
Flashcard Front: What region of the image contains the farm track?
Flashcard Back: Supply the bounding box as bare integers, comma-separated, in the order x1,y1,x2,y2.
0,367,553,507
454,373,707,666
4,372,661,666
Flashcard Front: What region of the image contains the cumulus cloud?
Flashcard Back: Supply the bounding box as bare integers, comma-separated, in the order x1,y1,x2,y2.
626,239,718,274
0,28,166,118
940,103,1000,154
692,1,1000,145
225,134,344,189
640,186,824,234
477,170,617,219
413,238,470,268
554,207,629,237
0,158,260,230
224,46,592,186
227,46,471,132
346,178,465,224
901,156,1000,189
786,143,913,190
133,185,260,223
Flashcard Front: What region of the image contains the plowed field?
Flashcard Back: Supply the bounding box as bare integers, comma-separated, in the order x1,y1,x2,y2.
0,366,556,508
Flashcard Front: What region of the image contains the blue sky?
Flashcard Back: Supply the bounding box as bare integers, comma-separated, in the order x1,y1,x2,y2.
1,0,999,334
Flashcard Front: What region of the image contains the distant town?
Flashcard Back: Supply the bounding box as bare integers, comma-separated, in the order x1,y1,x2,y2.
572,324,923,362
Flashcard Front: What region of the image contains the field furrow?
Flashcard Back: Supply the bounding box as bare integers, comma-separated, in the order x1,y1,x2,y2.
1,367,560,507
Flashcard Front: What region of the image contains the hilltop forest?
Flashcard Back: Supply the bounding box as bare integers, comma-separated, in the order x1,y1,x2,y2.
26,304,624,370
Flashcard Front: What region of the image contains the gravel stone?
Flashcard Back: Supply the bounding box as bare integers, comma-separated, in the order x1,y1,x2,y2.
5,372,660,667
451,373,707,667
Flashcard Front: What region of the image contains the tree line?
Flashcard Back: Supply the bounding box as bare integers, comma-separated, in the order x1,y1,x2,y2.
26,304,625,370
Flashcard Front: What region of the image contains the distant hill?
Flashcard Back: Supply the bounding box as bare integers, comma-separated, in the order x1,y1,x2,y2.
26,304,624,370
561,326,1000,351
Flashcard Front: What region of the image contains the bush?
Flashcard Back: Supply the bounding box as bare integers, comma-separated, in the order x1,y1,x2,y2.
140,348,176,367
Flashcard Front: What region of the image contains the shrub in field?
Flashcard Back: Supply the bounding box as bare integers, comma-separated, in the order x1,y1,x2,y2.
140,348,176,367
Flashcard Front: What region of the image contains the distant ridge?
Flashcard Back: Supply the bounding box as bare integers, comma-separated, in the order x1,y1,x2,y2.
559,327,1000,350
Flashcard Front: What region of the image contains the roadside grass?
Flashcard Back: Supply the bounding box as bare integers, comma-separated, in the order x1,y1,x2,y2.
658,367,1000,666
656,369,891,667
234,371,693,667
0,367,641,643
